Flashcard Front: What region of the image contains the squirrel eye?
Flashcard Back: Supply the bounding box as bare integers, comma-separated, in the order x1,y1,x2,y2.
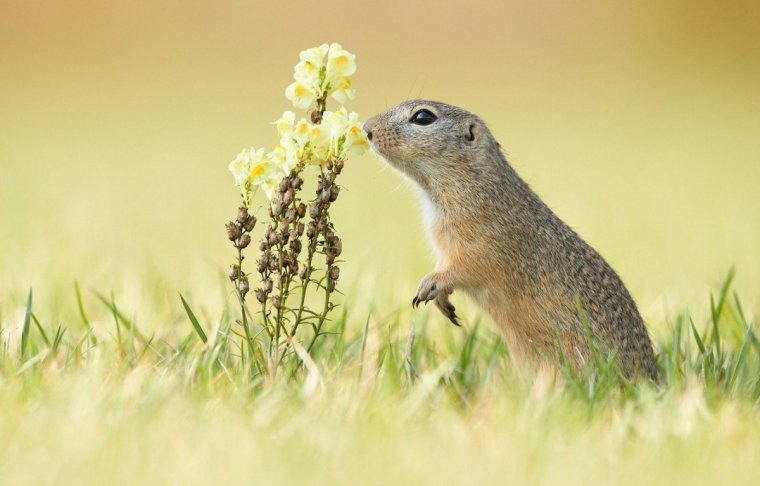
410,109,437,126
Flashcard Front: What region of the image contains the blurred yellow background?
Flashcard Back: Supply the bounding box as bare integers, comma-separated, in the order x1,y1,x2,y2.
2,0,759,329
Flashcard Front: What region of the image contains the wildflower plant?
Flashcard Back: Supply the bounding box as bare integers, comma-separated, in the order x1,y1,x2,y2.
225,43,368,375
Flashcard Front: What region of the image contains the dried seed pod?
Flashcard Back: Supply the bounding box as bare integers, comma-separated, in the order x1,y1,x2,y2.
268,230,279,245
259,240,269,252
226,222,241,241
291,176,303,189
325,159,334,170
279,177,291,193
237,206,249,225
329,266,340,281
254,289,266,303
296,222,305,236
329,186,340,202
318,188,331,204
299,264,309,280
263,278,273,293
333,237,342,256
243,215,257,232
228,265,240,281
237,234,251,249
271,294,281,309
306,221,317,238
271,202,283,217
334,160,344,173
309,202,320,219
296,203,306,218
290,239,302,253
283,189,295,205
238,278,250,297
326,252,335,265
310,110,322,124
256,257,268,274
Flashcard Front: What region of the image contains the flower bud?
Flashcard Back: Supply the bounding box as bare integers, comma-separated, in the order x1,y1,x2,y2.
237,233,251,249
334,160,344,173
325,159,334,170
228,265,240,281
226,222,241,241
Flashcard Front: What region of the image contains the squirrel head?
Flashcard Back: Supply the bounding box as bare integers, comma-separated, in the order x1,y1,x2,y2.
363,100,503,197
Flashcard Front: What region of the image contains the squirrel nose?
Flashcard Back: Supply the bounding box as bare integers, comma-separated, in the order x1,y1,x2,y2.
365,128,373,141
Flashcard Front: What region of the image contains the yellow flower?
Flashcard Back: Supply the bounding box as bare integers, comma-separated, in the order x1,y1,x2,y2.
267,143,298,174
308,122,331,163
295,44,328,85
325,43,356,83
330,76,355,104
274,111,296,139
285,81,316,110
228,148,256,187
293,117,312,150
343,111,369,156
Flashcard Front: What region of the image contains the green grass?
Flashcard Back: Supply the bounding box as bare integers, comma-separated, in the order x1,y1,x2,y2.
0,270,758,485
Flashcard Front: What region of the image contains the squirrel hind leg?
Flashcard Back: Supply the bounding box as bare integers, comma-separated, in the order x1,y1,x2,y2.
435,292,461,327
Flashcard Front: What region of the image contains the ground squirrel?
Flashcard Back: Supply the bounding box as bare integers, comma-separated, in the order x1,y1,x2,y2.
364,100,658,380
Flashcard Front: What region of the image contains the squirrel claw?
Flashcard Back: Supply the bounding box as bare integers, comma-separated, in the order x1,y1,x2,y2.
412,276,438,308
435,292,461,327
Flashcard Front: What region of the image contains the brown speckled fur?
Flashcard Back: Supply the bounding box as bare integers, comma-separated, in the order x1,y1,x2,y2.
364,100,658,380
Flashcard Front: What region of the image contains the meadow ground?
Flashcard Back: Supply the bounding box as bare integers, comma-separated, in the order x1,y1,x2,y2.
3,2,760,485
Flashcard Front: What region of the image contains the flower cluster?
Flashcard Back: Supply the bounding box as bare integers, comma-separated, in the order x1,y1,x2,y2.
228,44,367,206
285,43,356,109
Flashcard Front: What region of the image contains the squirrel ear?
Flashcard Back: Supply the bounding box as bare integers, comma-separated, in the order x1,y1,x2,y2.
464,122,477,143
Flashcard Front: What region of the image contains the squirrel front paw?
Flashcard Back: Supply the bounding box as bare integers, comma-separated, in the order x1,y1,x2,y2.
412,273,445,308
412,273,461,326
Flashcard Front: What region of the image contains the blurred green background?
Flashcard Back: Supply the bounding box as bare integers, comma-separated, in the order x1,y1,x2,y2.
2,0,759,331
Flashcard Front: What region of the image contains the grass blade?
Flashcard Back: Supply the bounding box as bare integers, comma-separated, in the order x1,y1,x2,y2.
180,294,207,344
20,288,33,358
